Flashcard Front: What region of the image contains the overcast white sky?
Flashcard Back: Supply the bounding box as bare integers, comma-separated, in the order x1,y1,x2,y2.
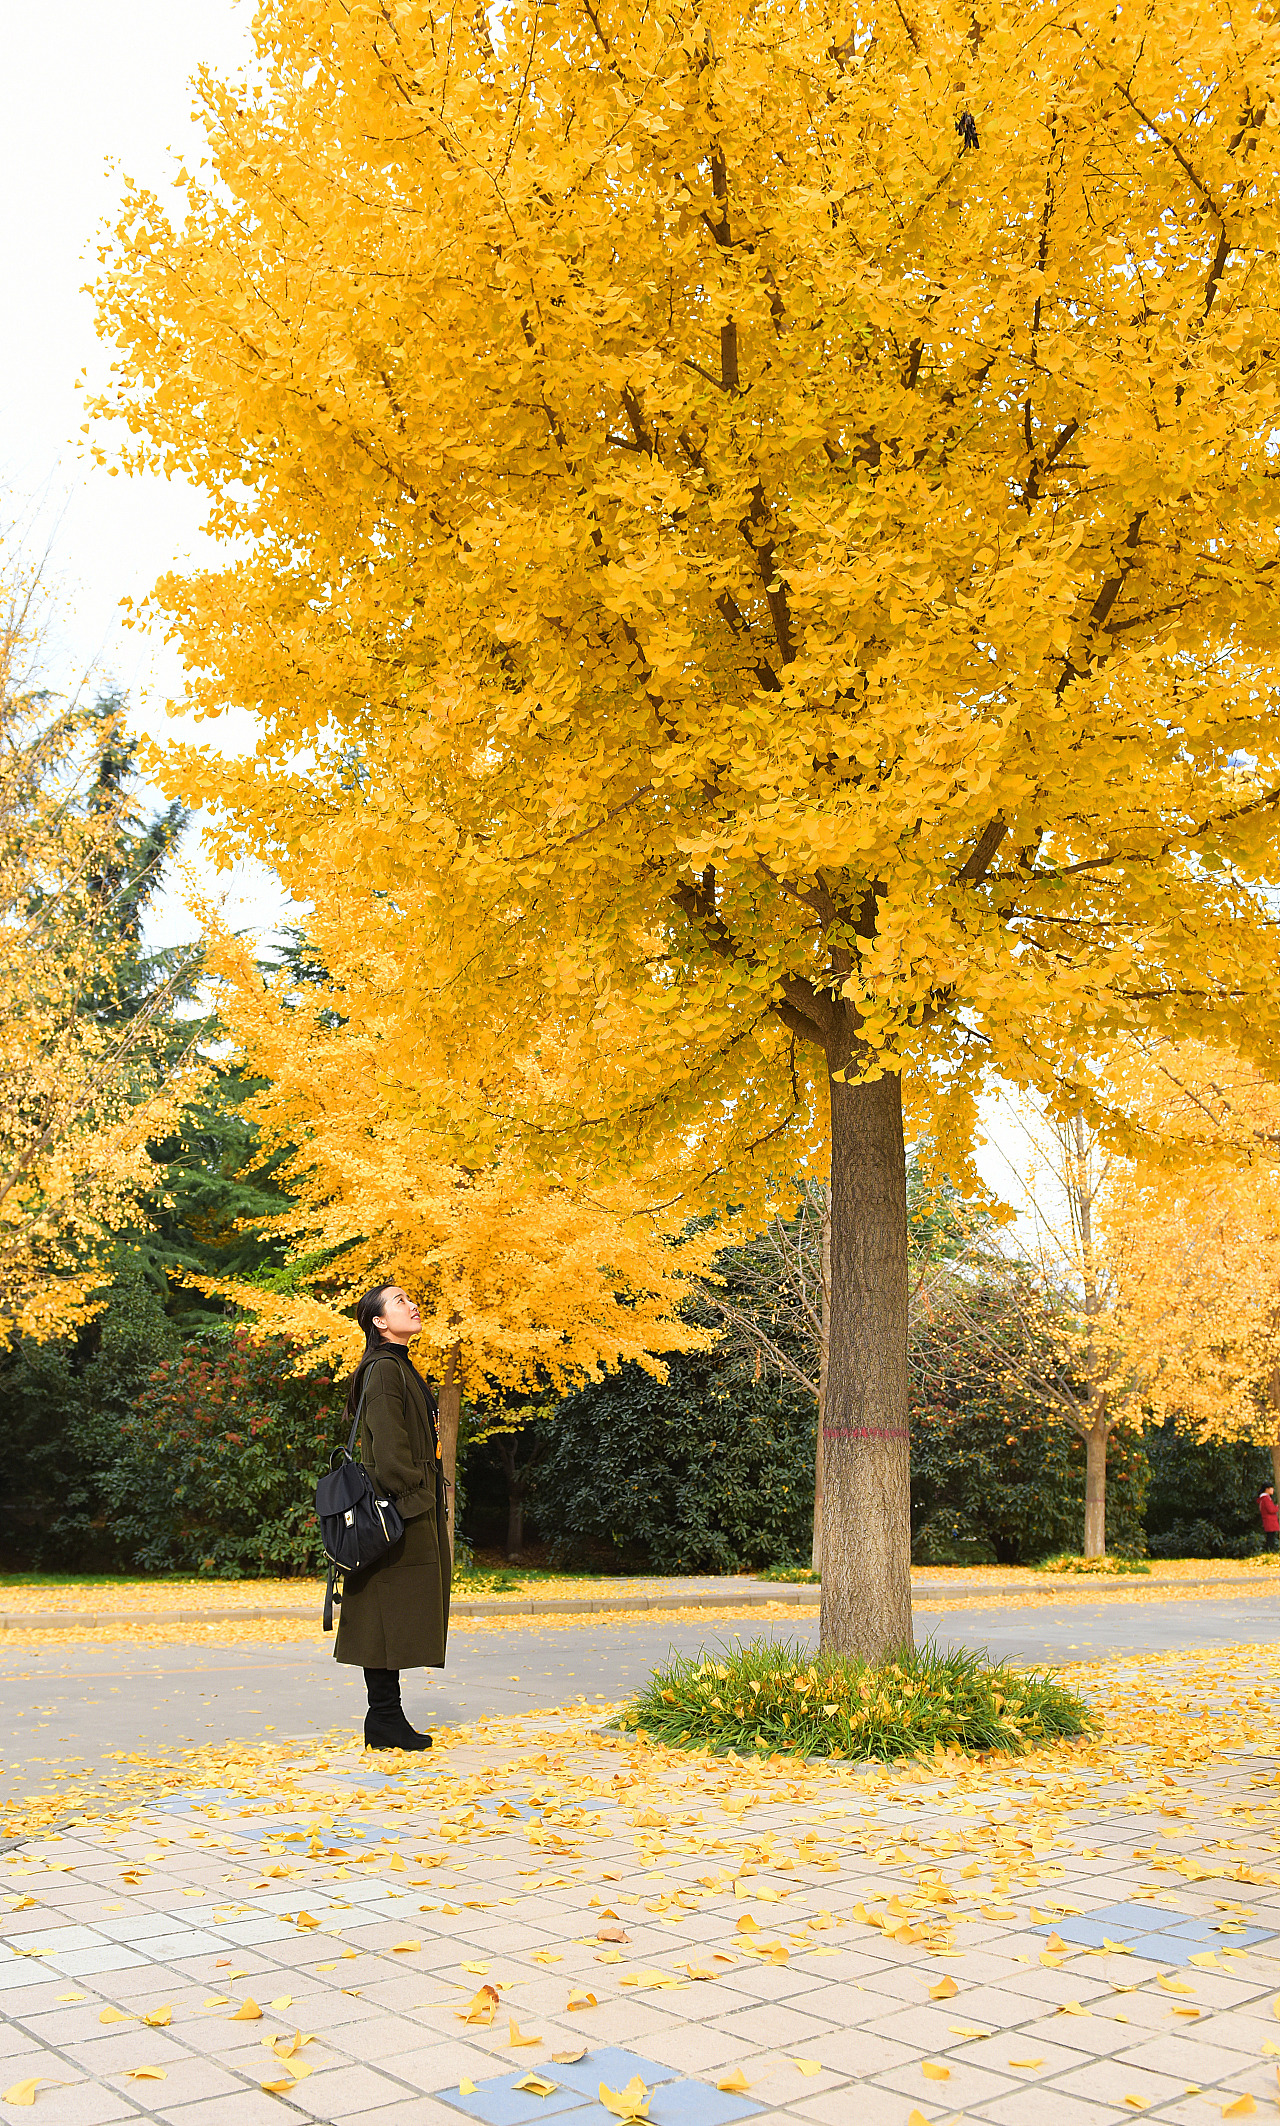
0,0,291,943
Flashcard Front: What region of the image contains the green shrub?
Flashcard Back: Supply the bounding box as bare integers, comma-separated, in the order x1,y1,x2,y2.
621,1637,1096,1760
528,1349,817,1573
1144,1416,1272,1558
101,1326,343,1576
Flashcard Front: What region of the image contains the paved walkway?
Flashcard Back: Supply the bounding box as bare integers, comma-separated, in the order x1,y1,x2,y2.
0,1666,1278,2126
3,1597,1280,1809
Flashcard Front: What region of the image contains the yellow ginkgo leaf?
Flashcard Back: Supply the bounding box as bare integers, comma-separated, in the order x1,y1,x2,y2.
567,1989,597,2011
230,2000,262,2022
716,2069,750,2093
1222,2099,1256,2119
514,2075,557,2096
142,2007,172,2029
2,2082,59,2108
599,2075,650,2121
125,2068,168,2082
922,2062,950,2081
507,2018,541,2047
929,1975,959,2000
792,2059,821,2077
391,1940,421,1954
459,2080,477,2096
98,2009,133,2024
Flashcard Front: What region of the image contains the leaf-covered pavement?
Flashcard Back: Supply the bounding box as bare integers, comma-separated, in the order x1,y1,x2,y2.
0,1644,1279,2122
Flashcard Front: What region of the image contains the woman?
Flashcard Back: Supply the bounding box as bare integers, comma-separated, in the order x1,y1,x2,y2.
334,1284,451,1749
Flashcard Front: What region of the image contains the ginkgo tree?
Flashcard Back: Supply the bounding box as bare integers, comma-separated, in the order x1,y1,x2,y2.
201,926,712,1545
1109,1049,1280,1498
99,0,1280,1655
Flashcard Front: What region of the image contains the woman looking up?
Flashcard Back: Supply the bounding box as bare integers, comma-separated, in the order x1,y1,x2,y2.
334,1284,451,1749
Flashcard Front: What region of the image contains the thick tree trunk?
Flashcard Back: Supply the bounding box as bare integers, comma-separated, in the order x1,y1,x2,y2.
1083,1422,1107,1557
1270,1433,1280,1501
819,1070,913,1660
812,1193,831,1574
436,1345,461,1561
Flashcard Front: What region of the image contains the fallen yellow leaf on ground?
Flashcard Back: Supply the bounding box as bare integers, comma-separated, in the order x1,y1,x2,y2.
567,1989,598,2010
551,2049,587,2064
507,2018,540,2047
99,2009,132,2024
456,1985,499,2027
792,2058,821,2076
922,2062,950,2080
125,2069,167,2082
531,1951,562,1965
391,1941,421,1954
2,2082,58,2107
1222,2101,1256,2119
735,1915,759,1933
514,2076,557,2096
717,2069,751,2093
142,2007,171,2028
230,2001,262,2022
461,1962,489,1976
459,2080,477,2096
950,2023,987,2038
599,2076,650,2121
929,1976,959,2000
268,1996,292,2011
1009,2057,1044,2068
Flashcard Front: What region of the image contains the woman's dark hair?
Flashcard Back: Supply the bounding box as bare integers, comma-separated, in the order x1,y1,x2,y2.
346,1284,396,1416
355,1285,396,1352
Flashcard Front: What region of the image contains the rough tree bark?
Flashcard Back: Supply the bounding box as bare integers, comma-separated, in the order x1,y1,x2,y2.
435,1345,461,1561
812,1193,831,1574
819,1069,913,1659
1083,1420,1108,1558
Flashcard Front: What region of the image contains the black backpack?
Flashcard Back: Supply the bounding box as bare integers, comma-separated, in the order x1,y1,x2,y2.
315,1371,405,1631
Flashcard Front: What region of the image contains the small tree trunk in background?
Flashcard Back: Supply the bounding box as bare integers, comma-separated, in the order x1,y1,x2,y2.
496,1438,526,1562
436,1345,462,1561
820,1069,913,1660
812,1192,831,1574
1083,1421,1108,1557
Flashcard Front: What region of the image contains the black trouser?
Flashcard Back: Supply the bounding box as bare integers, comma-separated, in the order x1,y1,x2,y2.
1265,1531,1278,1554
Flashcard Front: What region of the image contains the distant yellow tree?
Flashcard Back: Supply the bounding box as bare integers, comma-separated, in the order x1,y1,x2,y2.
0,559,193,1333
1109,1051,1280,1497
202,926,712,1540
99,0,1280,1653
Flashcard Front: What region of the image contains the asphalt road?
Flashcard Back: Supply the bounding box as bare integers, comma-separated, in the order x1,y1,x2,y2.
0,1593,1276,1808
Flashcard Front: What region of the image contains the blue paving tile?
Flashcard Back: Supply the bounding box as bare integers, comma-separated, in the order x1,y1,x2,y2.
1124,1931,1221,1963
429,2071,592,2124
551,2051,680,2097
645,2083,764,2126
1162,1917,1276,1947
1044,1918,1138,1948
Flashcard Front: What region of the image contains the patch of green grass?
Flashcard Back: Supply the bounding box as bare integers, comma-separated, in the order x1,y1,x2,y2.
1037,1554,1151,1576
756,1564,820,1584
619,1637,1096,1761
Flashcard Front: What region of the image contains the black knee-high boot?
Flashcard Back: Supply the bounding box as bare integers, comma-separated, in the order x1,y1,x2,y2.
363,1668,431,1751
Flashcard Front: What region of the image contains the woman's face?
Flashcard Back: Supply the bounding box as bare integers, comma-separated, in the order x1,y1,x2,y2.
374,1288,421,1343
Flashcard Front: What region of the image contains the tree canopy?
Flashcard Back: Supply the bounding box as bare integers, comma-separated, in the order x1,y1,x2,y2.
98,0,1280,1650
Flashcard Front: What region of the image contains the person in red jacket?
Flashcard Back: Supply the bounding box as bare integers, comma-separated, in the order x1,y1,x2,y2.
1259,1484,1279,1553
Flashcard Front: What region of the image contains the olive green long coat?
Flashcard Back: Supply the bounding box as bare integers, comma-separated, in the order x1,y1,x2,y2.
333,1347,451,1670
